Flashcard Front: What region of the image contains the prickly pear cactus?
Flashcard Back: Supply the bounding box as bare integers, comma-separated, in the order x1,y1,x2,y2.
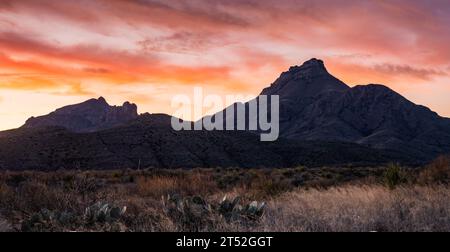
162,194,266,231
244,201,266,220
84,202,127,223
21,209,76,232
219,195,266,221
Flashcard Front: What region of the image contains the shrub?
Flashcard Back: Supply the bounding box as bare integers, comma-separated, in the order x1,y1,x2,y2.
383,163,407,189
419,156,450,185
250,176,292,199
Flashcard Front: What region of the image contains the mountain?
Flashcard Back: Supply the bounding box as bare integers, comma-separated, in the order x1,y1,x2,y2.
206,58,450,160
0,114,407,170
1,58,449,170
22,97,138,132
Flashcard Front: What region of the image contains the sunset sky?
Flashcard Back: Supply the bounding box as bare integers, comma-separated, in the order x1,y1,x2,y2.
1,0,450,130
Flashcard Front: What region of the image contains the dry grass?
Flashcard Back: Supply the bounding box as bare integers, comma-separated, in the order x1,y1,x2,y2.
0,160,448,232
0,215,12,232
419,155,450,185
259,185,450,232
135,172,218,198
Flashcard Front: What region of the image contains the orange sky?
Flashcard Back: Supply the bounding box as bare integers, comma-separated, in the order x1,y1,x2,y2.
1,0,450,130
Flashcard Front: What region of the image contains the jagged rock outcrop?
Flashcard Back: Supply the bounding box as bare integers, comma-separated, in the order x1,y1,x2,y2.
22,97,138,132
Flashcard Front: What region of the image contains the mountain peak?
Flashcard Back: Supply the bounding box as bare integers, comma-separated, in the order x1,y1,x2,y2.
84,96,109,107
300,58,325,69
288,58,327,73
260,58,348,97
97,96,107,104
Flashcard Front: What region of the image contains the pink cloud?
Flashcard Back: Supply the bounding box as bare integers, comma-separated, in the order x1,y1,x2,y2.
1,0,450,125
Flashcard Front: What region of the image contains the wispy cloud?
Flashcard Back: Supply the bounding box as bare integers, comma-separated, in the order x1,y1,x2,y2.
1,0,450,129
373,63,448,81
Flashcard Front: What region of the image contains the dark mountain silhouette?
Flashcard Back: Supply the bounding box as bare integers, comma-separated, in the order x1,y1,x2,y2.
22,97,138,132
0,114,407,170
206,58,450,161
0,58,449,170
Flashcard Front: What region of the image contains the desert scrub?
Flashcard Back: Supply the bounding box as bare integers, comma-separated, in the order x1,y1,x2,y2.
249,176,292,199
383,163,408,189
135,172,218,198
261,185,450,232
20,201,128,232
419,155,450,185
0,164,449,232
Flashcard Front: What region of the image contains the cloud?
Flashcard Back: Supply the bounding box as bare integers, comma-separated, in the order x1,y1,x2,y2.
137,31,231,54
0,31,241,90
1,0,450,121
50,83,94,96
373,64,448,81
2,0,450,68
82,68,111,74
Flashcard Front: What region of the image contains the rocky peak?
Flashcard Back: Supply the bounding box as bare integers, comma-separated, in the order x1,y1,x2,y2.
260,58,348,98
84,96,108,106
23,97,139,132
98,96,107,103
288,58,327,75
122,101,138,113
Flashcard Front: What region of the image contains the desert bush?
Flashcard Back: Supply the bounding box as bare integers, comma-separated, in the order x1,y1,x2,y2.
419,155,450,185
383,163,408,189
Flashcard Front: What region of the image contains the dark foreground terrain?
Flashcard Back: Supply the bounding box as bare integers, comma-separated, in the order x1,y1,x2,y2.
0,118,411,170
0,156,449,232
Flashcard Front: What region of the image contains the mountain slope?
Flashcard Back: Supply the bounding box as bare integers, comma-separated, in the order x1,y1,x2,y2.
205,58,450,160
0,114,408,170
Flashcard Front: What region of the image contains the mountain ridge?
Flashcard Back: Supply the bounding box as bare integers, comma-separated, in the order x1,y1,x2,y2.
1,58,450,169
22,97,138,133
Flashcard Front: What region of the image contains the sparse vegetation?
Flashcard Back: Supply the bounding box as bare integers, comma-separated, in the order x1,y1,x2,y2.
418,155,450,185
0,158,449,232
0,215,12,232
383,163,408,189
